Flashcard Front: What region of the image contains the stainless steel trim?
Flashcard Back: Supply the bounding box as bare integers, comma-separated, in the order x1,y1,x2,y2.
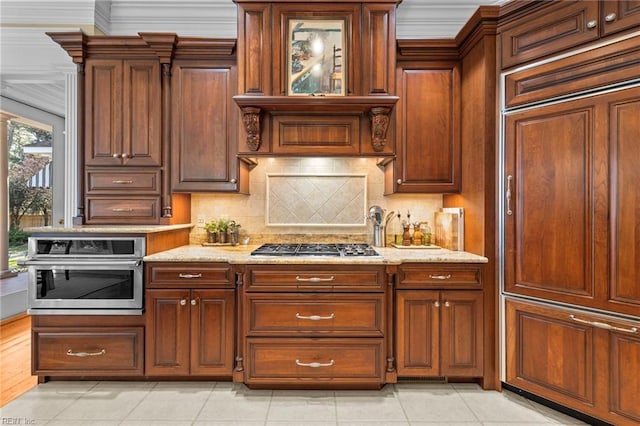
24,259,140,267
28,308,144,315
28,236,146,258
27,261,143,310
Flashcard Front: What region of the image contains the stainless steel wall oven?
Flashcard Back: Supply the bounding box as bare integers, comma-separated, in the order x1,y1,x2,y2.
24,236,145,315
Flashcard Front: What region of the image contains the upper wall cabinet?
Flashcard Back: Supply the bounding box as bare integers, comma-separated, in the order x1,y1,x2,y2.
381,42,461,194
233,0,401,157
48,32,243,224
499,0,640,69
85,59,162,167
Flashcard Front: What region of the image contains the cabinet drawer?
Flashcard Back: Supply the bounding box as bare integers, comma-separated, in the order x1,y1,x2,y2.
33,327,143,375
246,338,385,386
500,1,599,69
87,169,160,194
398,264,483,289
146,263,233,288
245,265,386,292
86,196,160,224
246,294,384,336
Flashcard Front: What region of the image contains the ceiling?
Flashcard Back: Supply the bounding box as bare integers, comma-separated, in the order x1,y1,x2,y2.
0,0,504,118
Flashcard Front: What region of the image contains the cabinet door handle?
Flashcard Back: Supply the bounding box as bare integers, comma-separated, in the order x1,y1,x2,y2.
429,274,451,280
180,299,187,306
434,301,440,308
295,313,335,321
295,276,335,282
506,175,513,216
178,273,202,279
586,20,597,29
295,359,335,368
111,180,133,184
121,153,130,159
444,301,450,307
569,315,638,334
191,299,197,306
397,179,402,185
230,178,237,184
112,153,121,158
604,12,617,22
67,349,106,357
112,208,133,212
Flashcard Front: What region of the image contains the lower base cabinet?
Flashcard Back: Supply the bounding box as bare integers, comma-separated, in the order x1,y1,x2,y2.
396,290,483,377
395,264,484,379
505,297,640,426
145,288,234,376
32,326,144,376
245,337,386,388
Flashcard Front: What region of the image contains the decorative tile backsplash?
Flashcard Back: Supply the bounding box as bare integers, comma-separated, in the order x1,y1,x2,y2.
266,174,367,226
190,158,443,244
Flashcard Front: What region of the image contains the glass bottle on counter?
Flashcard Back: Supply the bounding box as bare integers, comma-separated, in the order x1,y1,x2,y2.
412,222,423,246
421,222,432,246
394,213,403,245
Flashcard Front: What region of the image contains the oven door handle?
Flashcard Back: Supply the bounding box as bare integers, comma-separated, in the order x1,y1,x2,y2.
22,259,141,267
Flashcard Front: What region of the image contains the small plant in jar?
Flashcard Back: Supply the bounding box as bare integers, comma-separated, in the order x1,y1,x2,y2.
204,220,219,243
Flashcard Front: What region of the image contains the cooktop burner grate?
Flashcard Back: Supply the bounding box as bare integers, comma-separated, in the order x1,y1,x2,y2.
250,243,379,257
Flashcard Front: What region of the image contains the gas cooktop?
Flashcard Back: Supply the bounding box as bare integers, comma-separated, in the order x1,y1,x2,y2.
250,243,380,257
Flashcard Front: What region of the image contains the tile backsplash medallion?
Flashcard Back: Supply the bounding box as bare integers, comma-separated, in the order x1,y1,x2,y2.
191,158,442,244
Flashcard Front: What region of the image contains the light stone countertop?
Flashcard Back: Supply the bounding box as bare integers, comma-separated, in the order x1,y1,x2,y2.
143,244,488,264
25,224,194,234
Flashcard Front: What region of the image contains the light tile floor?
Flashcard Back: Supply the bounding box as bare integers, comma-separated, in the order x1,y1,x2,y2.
0,381,589,426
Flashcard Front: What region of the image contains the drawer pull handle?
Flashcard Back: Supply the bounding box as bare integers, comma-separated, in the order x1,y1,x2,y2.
66,349,106,357
506,175,513,216
112,208,134,212
111,180,133,184
429,274,451,280
178,273,202,279
569,315,638,334
295,276,335,282
295,313,335,321
604,12,617,22
295,359,335,368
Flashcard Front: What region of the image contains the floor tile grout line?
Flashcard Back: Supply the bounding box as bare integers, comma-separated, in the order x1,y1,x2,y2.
453,383,483,424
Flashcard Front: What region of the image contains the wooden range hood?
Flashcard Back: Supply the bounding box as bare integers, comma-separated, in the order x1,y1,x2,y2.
233,0,402,157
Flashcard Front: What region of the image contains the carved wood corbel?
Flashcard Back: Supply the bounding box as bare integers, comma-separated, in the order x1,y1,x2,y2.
370,106,392,152
240,107,262,151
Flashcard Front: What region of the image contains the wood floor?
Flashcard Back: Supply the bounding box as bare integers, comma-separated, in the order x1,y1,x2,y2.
0,312,37,407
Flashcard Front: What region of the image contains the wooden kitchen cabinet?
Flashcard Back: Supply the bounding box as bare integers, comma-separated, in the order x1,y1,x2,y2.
238,264,391,388
145,288,235,376
396,290,483,377
145,263,235,377
85,59,162,167
395,264,484,378
171,60,250,193
30,315,145,379
506,297,640,426
499,0,640,69
504,85,640,318
383,58,461,193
